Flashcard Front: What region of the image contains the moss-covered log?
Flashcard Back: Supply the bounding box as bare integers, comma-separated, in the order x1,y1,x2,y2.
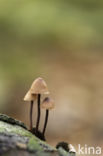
0,114,76,156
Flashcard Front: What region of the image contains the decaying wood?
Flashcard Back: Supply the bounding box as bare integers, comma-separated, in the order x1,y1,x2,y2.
0,114,76,156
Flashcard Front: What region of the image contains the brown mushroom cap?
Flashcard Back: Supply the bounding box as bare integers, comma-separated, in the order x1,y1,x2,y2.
41,97,55,110
24,90,37,101
30,77,49,94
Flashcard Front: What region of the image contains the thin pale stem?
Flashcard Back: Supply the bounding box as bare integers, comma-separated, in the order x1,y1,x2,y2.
30,100,34,131
36,94,41,132
42,109,49,136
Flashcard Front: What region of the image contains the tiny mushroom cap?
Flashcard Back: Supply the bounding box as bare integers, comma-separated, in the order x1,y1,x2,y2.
24,90,37,101
30,77,49,94
41,97,55,110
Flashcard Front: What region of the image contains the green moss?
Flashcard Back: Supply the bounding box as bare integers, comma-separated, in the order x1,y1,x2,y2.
0,115,76,156
38,140,56,152
0,121,32,138
57,147,68,156
0,114,27,129
27,137,42,152
0,120,56,153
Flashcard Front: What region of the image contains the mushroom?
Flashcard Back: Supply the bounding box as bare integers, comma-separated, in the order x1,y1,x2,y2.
24,90,37,131
41,97,54,136
30,77,49,133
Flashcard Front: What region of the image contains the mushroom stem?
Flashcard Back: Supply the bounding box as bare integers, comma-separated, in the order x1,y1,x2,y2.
36,94,41,132
30,100,34,131
42,109,49,136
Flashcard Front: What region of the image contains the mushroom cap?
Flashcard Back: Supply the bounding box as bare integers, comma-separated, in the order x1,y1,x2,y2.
41,97,55,110
24,90,37,101
30,77,49,94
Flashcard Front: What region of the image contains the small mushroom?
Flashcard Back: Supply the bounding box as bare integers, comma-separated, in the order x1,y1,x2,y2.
24,90,37,131
41,97,54,136
30,77,49,133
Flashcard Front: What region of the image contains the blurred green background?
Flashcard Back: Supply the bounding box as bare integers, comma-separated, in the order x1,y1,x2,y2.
0,0,103,155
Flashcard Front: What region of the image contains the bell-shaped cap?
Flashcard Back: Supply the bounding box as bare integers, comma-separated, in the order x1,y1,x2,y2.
41,97,55,110
30,77,49,94
24,90,37,101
